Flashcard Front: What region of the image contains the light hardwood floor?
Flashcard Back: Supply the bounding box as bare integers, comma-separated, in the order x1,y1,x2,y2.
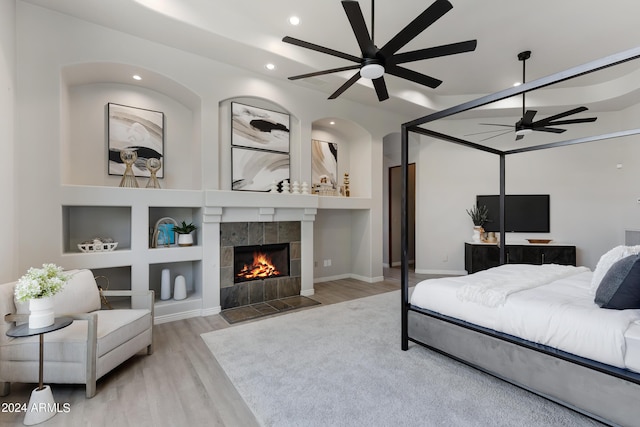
0,268,432,426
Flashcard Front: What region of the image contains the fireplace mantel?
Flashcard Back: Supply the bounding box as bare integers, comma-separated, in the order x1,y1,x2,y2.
204,190,318,223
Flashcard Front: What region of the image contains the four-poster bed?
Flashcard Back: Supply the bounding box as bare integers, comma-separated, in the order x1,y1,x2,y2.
400,46,640,426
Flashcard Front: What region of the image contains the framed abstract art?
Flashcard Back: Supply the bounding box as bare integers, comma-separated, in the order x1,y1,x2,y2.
107,103,164,178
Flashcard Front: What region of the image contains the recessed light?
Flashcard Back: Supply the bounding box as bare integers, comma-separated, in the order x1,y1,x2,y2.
265,63,276,71
133,75,142,81
289,16,300,26
330,121,336,125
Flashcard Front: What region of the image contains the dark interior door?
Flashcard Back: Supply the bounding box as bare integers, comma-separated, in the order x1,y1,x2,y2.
389,164,415,267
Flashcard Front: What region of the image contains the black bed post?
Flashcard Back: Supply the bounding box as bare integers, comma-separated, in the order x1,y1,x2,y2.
401,124,410,351
499,153,506,264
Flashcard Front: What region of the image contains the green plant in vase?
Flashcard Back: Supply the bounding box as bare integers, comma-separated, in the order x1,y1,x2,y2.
466,204,489,242
174,221,197,247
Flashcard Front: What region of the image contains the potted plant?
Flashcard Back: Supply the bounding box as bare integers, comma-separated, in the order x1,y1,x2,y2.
14,263,69,329
174,221,197,247
466,204,489,243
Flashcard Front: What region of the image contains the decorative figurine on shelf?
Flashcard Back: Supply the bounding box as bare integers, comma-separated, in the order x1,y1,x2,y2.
292,181,300,194
301,181,309,194
145,157,162,189
343,172,350,197
119,149,139,188
282,179,290,194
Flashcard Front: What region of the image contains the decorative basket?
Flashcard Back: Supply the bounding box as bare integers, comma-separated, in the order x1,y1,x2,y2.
77,242,118,253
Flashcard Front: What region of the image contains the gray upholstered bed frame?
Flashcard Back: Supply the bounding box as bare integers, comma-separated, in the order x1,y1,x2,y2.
400,46,640,426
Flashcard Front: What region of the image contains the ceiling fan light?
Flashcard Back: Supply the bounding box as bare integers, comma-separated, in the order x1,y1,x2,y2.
360,63,385,80
515,128,533,136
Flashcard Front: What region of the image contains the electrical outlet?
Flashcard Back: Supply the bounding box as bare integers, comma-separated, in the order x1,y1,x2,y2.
327,259,332,266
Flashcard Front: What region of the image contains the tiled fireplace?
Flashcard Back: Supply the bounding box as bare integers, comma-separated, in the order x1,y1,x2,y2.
220,221,301,309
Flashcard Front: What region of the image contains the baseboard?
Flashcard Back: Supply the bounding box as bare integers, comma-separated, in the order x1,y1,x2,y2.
350,274,385,283
414,268,468,276
154,309,203,324
314,273,384,283
300,288,315,297
201,306,222,317
314,273,350,283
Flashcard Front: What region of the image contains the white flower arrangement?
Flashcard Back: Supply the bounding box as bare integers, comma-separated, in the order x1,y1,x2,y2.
14,263,69,302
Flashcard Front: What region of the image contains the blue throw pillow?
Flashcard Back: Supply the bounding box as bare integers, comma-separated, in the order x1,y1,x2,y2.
595,254,640,309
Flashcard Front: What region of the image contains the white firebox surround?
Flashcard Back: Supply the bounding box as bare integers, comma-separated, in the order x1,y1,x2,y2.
202,190,318,317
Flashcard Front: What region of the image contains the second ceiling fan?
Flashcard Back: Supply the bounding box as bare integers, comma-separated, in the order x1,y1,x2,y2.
477,50,598,141
282,0,477,101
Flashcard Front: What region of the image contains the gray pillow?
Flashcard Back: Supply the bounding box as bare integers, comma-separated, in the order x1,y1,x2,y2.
595,254,640,309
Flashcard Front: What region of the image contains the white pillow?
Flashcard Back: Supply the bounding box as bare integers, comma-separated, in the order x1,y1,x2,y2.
590,245,640,294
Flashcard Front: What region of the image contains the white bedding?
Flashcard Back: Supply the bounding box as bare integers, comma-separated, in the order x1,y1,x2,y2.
410,264,640,372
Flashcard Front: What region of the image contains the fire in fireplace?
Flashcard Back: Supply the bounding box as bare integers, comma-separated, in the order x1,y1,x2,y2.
234,243,290,283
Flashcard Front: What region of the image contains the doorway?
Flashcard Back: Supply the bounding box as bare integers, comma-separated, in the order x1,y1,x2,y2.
389,164,415,267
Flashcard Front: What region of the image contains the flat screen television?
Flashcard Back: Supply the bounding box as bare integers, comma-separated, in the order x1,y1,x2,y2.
476,194,550,233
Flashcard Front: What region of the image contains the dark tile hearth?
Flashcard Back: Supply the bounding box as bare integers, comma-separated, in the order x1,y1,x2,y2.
221,296,320,324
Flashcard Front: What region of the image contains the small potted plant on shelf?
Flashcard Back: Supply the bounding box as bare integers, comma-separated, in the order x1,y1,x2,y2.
14,263,69,329
174,221,197,247
466,204,489,243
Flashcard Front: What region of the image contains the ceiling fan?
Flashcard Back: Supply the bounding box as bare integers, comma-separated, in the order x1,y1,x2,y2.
473,50,598,141
282,0,477,101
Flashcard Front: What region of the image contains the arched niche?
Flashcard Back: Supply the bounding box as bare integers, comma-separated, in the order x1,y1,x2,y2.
218,96,300,191
60,62,202,190
311,117,372,198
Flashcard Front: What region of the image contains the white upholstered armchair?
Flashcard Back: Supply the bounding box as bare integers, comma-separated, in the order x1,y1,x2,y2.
0,269,153,398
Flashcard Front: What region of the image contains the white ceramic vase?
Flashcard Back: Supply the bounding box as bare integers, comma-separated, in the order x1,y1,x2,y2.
173,275,187,300
29,297,55,329
160,268,171,300
472,226,483,243
178,233,193,247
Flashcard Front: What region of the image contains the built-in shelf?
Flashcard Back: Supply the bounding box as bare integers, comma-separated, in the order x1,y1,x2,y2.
60,185,205,322
317,196,371,210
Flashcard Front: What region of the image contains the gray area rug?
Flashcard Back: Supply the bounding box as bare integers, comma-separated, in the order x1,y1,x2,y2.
202,291,602,427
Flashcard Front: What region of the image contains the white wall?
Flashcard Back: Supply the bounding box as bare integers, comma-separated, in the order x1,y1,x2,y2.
0,0,16,281
412,111,640,274
65,83,197,189
13,3,407,279
311,120,383,282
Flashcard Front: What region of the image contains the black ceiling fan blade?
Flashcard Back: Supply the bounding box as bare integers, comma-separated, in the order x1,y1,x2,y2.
479,129,513,141
465,128,513,136
328,71,361,99
479,123,513,128
390,40,477,65
342,1,376,57
372,77,389,101
532,106,589,126
379,0,453,57
533,127,566,134
282,36,361,63
288,65,361,80
545,117,598,126
385,64,442,88
522,110,537,125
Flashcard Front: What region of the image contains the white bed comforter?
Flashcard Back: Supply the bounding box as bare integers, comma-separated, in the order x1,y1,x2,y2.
410,264,640,370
